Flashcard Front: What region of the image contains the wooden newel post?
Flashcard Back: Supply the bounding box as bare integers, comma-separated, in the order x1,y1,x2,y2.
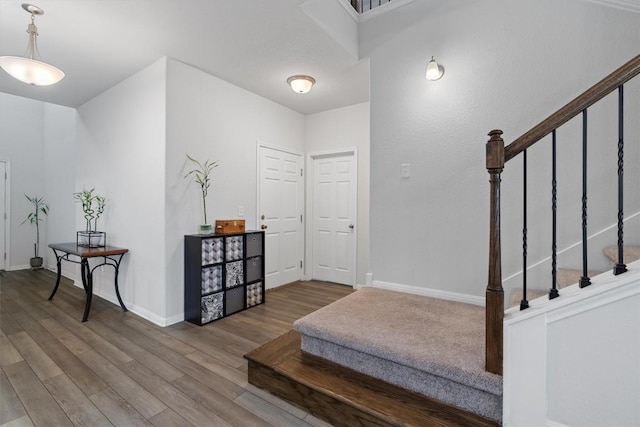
486,129,505,375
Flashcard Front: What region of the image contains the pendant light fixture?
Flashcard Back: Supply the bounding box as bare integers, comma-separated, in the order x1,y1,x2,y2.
425,56,444,81
287,75,315,94
0,3,65,86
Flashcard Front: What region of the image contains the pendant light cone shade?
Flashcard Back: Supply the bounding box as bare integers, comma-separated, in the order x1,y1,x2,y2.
0,4,65,86
287,75,315,94
426,56,443,81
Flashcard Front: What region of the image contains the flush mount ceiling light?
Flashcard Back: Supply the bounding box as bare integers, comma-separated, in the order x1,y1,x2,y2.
287,75,315,94
0,3,65,86
425,56,444,81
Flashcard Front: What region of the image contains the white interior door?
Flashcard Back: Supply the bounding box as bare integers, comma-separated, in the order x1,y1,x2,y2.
312,153,356,286
0,160,7,270
258,145,303,289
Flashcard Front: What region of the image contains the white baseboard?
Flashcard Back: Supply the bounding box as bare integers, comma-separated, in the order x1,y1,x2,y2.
59,275,178,327
367,280,485,306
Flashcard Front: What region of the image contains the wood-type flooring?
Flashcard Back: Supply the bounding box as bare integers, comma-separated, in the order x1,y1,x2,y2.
0,268,353,427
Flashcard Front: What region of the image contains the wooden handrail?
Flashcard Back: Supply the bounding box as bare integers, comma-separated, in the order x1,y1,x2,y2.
504,54,640,162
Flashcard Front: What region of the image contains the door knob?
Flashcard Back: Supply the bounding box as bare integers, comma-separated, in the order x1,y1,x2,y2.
349,224,354,229
261,224,268,230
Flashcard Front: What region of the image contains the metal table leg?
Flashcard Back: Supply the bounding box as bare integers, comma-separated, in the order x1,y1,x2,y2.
47,249,63,301
81,258,93,322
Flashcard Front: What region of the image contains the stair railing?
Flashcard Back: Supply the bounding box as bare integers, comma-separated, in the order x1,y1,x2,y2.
484,54,640,375
349,0,392,14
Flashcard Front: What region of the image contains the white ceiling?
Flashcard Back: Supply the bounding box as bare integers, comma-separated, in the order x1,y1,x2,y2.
1,0,639,115
0,0,373,115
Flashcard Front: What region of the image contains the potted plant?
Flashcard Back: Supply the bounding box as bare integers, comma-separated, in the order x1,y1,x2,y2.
185,154,219,234
73,187,107,247
21,195,48,268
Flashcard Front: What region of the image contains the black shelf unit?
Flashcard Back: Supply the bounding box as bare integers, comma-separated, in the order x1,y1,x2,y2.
184,231,265,325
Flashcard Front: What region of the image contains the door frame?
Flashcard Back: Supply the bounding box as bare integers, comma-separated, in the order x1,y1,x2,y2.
256,141,305,288
0,159,11,271
305,148,358,285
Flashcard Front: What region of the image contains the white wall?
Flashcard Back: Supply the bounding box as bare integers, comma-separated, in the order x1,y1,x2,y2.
43,102,77,277
76,58,167,323
304,101,370,286
0,94,44,269
503,261,640,427
0,93,76,270
368,0,640,299
165,58,305,323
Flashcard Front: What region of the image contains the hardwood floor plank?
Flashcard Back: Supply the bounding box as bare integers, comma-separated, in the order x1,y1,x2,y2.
185,350,248,387
89,388,154,427
246,384,308,419
38,318,93,355
7,331,63,381
76,349,167,419
42,374,112,427
233,390,312,427
0,307,23,336
3,361,73,427
0,330,24,366
1,287,52,323
171,376,272,427
148,408,193,427
36,337,108,396
160,325,248,369
40,299,134,365
84,319,184,382
0,368,28,425
223,313,289,339
7,312,54,343
120,360,233,427
94,311,245,400
303,413,334,427
124,317,198,356
0,414,35,427
2,271,357,427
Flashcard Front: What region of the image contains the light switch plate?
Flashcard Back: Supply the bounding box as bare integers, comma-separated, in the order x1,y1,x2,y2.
401,163,410,178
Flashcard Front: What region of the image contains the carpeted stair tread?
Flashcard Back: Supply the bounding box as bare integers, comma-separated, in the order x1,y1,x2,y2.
245,331,500,427
603,245,640,265
556,268,600,288
508,288,547,308
293,288,503,422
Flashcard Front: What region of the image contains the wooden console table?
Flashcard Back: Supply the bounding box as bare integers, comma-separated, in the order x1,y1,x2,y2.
48,243,129,322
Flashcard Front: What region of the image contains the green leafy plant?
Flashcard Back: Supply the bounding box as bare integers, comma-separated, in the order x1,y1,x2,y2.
184,154,219,225
21,195,48,258
73,187,107,232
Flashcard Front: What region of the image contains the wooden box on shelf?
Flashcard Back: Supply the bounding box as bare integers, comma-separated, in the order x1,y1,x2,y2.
214,219,245,234
184,230,264,326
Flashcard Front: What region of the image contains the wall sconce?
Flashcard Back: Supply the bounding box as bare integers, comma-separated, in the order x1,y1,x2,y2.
425,56,444,81
0,4,65,86
287,75,315,94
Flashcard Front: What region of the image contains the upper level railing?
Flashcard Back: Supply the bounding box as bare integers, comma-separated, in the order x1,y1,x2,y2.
349,0,392,14
484,54,640,375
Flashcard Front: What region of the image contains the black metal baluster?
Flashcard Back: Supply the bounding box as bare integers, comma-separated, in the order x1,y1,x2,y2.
550,130,560,299
580,110,591,288
615,85,627,275
521,150,529,310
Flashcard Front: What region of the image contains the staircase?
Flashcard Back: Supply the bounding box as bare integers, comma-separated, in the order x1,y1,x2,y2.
246,288,502,426
244,55,640,426
509,245,640,307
